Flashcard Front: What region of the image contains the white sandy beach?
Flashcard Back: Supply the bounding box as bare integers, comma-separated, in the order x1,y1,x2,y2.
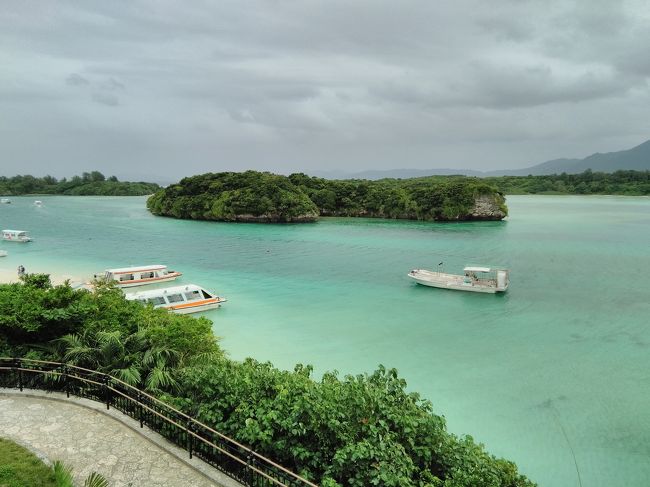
0,261,88,286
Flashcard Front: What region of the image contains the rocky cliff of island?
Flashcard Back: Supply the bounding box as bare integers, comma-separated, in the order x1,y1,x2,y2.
147,171,507,223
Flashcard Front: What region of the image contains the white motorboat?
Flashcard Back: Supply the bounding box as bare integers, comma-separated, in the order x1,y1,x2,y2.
34,200,43,207
0,250,7,257
0,198,11,204
125,284,226,314
408,266,509,293
2,229,32,243
101,265,182,288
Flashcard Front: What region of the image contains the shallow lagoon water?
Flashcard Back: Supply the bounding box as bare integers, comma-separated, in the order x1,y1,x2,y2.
1,195,649,487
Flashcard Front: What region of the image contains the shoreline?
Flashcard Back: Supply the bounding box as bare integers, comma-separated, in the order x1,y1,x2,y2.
0,263,87,286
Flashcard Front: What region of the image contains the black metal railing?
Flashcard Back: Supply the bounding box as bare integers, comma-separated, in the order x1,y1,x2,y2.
0,357,318,487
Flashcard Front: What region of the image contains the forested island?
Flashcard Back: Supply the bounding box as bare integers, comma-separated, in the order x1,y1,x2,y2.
147,171,508,223
0,275,535,487
0,172,160,196
485,169,650,195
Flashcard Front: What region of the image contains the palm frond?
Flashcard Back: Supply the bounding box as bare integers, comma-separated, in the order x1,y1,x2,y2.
186,351,223,367
63,346,96,366
143,347,179,368
110,366,141,386
145,366,178,392
55,333,86,351
53,460,75,487
84,472,109,487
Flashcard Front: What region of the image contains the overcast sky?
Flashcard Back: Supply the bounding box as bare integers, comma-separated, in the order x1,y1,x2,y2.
2,0,649,181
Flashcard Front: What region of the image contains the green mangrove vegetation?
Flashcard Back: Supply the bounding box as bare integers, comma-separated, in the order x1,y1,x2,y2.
0,172,160,196
147,171,319,222
485,169,650,195
0,275,535,487
147,171,508,222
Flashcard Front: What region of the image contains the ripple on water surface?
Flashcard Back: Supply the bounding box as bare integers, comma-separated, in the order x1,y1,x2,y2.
2,195,650,487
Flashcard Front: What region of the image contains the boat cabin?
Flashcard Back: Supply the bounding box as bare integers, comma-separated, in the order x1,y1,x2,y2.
125,284,226,314
102,264,182,288
462,266,509,291
1,230,32,243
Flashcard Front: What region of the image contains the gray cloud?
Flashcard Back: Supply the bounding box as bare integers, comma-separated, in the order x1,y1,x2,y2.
66,73,89,86
100,77,125,91
92,92,119,106
0,0,649,180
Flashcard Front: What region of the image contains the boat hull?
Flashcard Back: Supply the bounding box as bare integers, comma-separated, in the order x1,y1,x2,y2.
164,298,225,314
408,270,507,293
2,237,31,243
117,274,181,288
410,276,499,293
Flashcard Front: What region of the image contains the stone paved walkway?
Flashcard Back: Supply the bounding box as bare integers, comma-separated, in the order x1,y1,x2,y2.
0,391,239,487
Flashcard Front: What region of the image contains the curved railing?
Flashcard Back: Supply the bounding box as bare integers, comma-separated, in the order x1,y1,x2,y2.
0,357,318,487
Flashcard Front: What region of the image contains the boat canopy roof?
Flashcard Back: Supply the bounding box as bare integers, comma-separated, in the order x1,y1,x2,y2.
2,229,29,234
127,284,205,299
463,266,492,273
106,264,167,274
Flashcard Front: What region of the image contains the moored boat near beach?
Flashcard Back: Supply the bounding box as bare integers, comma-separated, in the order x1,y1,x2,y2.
125,284,226,314
408,266,509,293
0,250,7,257
0,198,11,204
2,230,32,242
101,265,182,287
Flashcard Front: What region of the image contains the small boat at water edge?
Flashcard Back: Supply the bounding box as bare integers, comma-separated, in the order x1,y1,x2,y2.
34,200,43,207
0,250,7,257
0,198,10,204
2,230,32,243
125,284,226,314
408,266,509,293
100,265,182,287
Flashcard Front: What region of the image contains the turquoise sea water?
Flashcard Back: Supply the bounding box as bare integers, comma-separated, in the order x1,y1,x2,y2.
1,195,649,487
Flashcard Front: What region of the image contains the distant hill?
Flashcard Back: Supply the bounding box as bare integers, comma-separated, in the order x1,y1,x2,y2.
491,139,650,176
312,168,485,179
316,139,650,179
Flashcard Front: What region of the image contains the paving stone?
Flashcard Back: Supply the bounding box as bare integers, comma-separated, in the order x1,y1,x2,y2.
0,393,237,486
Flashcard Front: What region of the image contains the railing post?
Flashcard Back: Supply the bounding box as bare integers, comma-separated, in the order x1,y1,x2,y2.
138,392,144,428
14,358,23,391
187,421,194,459
103,376,111,410
250,455,258,485
62,364,70,398
246,453,253,485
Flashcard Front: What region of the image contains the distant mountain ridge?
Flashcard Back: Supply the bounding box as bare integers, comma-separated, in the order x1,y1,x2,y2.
314,139,650,179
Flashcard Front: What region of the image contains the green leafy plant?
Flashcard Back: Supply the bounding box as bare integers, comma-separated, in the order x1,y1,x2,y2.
147,171,508,223
52,461,108,487
1,278,535,486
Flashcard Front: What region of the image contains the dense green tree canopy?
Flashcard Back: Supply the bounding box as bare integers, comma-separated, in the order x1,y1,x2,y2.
147,171,320,222
0,276,534,486
0,172,160,196
485,170,650,195
147,171,508,222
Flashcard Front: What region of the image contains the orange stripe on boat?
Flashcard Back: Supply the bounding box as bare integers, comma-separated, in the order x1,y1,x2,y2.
120,275,181,284
167,298,222,310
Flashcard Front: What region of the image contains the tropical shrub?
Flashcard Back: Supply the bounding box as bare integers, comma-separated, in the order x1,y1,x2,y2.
485,169,650,195
0,277,534,486
0,172,160,196
147,171,508,223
